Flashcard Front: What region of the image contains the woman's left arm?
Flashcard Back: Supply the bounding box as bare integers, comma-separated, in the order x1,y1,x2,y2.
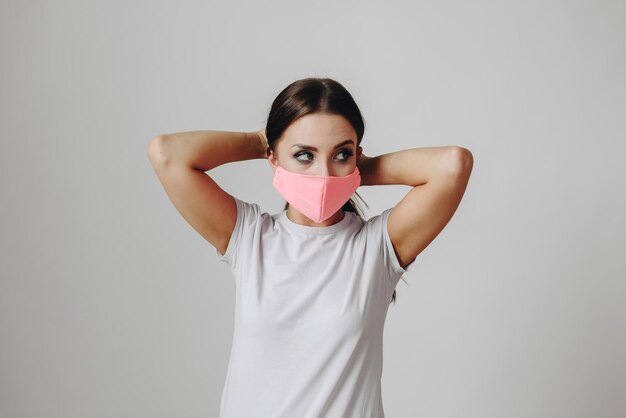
358,146,473,269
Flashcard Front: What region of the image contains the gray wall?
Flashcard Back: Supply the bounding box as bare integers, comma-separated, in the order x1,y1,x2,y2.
1,0,624,417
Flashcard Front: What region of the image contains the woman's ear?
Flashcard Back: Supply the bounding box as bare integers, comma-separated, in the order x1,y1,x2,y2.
267,149,278,171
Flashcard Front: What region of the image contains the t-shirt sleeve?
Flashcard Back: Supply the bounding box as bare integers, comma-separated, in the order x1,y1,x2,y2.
214,196,261,270
367,208,416,286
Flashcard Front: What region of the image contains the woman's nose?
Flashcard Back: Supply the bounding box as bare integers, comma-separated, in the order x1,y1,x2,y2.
316,162,333,177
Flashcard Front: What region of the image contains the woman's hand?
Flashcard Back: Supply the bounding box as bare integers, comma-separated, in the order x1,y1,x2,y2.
259,128,268,148
252,128,269,158
356,149,373,186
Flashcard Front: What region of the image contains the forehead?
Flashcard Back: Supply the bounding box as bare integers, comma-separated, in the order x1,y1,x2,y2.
281,113,356,146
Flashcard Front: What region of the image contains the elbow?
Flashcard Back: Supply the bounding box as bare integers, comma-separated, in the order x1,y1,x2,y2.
147,135,171,167
442,146,473,179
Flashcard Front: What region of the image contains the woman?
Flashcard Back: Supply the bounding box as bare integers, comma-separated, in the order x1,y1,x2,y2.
147,77,473,418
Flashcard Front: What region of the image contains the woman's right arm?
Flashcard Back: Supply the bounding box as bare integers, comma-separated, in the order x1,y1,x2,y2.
146,130,267,256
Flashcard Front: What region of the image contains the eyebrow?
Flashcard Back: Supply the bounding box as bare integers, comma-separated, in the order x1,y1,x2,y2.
290,139,355,151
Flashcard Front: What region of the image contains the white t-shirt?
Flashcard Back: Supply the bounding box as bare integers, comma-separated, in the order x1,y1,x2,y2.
215,197,415,418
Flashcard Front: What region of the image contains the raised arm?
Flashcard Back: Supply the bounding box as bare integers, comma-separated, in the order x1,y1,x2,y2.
146,130,268,256
358,146,473,269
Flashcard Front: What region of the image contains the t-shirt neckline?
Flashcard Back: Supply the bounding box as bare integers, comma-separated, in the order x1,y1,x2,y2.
279,210,353,235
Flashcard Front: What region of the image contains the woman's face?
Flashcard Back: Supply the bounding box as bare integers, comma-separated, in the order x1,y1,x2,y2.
268,112,362,177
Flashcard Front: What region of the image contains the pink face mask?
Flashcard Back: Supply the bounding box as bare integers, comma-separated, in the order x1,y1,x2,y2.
272,165,361,223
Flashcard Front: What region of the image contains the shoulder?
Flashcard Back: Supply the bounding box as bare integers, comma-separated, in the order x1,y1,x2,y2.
359,208,390,232
231,197,278,232
360,208,416,275
215,197,275,266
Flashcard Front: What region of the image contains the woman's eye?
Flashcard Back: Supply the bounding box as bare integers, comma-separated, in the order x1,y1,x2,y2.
294,151,313,162
338,149,353,160
294,149,353,163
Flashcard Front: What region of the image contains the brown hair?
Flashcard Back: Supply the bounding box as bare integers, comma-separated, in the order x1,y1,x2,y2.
264,77,397,304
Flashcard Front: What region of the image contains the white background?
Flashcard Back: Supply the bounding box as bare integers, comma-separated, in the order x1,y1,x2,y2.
1,0,624,417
